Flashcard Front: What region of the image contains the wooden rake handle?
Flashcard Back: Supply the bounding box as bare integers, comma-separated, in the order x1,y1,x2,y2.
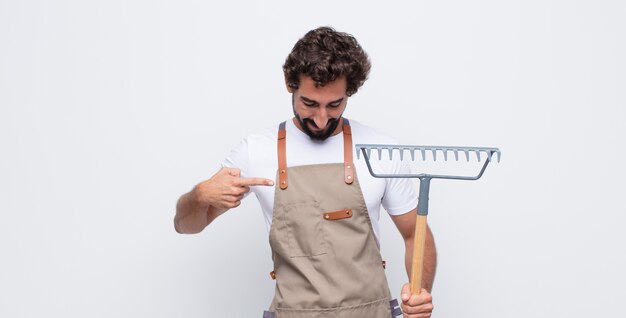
410,214,428,295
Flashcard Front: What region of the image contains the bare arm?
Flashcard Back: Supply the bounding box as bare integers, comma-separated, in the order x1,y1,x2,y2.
174,167,274,234
390,209,437,292
174,189,220,234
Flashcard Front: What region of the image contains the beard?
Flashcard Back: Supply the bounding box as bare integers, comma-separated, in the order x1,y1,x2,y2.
294,113,341,141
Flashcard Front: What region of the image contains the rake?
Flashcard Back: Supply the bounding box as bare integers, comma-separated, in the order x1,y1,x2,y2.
355,144,501,295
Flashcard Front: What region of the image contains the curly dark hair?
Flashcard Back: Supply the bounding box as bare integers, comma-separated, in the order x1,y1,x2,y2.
283,26,371,96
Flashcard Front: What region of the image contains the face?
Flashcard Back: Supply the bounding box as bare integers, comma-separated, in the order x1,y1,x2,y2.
288,75,348,141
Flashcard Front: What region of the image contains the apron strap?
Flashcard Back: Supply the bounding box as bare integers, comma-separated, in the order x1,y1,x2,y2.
277,118,354,190
277,121,288,189
262,310,275,318
390,298,402,317
342,118,354,184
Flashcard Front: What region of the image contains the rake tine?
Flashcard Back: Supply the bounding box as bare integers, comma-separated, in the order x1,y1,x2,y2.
388,148,394,160
358,146,367,160
366,148,372,159
420,148,426,161
377,147,383,159
464,149,470,161
453,149,459,161
443,149,448,161
409,148,415,161
399,148,405,161
432,149,437,161
475,150,481,162
496,150,501,163
487,151,493,162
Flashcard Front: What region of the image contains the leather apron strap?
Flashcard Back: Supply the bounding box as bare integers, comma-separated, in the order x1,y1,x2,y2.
343,118,355,184
277,121,288,189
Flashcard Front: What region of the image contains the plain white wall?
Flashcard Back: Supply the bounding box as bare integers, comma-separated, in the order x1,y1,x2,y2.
1,0,624,317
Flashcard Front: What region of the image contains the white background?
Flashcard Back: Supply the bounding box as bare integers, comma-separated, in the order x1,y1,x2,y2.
1,0,625,317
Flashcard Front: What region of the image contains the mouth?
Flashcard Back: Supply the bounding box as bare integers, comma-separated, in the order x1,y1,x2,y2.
295,114,341,141
307,121,325,132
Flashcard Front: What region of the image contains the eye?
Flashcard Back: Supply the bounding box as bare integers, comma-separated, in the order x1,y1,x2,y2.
329,102,341,108
302,100,316,107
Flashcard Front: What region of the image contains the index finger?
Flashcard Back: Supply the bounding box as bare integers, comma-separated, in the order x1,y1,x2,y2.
236,177,274,187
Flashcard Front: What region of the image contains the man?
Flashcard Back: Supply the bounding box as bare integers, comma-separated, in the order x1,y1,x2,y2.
175,26,436,318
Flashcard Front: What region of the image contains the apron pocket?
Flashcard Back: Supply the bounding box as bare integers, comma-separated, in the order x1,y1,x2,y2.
282,201,327,258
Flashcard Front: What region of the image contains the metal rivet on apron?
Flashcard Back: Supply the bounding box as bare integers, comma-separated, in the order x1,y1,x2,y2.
347,175,352,180
280,169,286,174
347,165,351,169
324,215,330,219
346,210,350,214
281,181,286,184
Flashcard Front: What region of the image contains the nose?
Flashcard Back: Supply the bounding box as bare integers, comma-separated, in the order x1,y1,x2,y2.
313,107,329,129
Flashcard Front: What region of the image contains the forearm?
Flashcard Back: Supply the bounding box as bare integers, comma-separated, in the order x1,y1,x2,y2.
421,225,437,292
174,190,215,234
404,225,437,292
174,168,272,234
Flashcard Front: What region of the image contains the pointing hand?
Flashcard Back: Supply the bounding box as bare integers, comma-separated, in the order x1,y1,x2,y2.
193,167,274,214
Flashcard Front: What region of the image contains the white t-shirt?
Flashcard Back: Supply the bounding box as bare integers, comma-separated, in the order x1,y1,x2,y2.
222,118,418,242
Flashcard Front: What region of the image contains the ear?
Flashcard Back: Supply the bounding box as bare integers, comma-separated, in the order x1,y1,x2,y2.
284,74,297,93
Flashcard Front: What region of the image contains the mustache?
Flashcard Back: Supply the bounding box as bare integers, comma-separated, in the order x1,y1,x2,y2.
302,117,339,129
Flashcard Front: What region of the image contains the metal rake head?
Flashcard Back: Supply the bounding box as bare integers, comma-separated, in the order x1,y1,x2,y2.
355,144,501,181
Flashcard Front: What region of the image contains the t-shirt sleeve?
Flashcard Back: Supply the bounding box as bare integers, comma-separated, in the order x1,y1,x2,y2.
381,157,419,215
221,137,250,178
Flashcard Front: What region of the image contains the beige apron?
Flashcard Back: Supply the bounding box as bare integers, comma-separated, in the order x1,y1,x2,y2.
263,119,402,318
